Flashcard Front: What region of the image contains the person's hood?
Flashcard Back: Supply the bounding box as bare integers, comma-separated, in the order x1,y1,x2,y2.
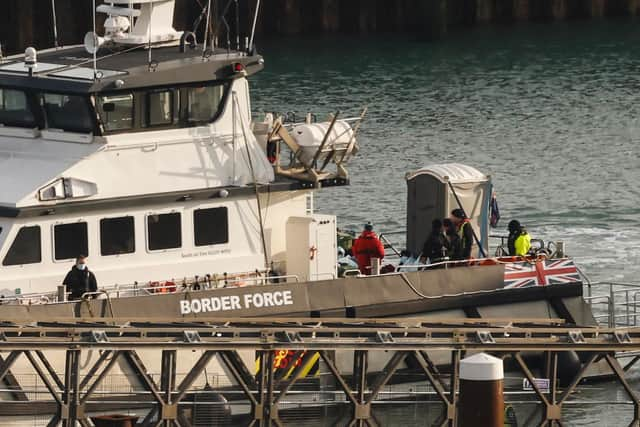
360,230,378,238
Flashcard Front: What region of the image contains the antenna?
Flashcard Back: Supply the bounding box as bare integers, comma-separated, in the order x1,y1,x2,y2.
202,0,212,58
249,0,261,53
148,1,153,67
51,0,59,48
92,0,97,79
235,0,240,51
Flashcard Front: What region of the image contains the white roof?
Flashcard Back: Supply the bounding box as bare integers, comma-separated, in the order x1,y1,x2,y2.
405,163,489,184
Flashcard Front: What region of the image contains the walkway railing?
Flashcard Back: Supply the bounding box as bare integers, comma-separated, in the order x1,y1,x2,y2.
585,282,640,328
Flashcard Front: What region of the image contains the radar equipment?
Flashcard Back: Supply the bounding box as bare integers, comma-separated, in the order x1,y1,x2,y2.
24,47,37,77
84,0,184,54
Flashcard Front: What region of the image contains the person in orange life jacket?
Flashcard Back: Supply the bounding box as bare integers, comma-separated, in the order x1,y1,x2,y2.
450,209,474,260
63,255,98,300
352,222,385,275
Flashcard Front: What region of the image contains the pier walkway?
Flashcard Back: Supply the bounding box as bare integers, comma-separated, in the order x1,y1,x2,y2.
0,317,639,426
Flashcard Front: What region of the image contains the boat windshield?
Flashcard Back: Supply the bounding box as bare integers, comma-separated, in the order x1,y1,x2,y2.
97,94,134,132
187,85,226,123
42,93,94,133
0,88,36,128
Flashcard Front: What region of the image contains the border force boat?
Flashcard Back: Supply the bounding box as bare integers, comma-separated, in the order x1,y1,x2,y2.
0,1,601,424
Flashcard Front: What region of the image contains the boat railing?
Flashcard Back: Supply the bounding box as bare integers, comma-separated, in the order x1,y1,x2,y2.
584,282,640,327
378,230,405,258
0,272,301,305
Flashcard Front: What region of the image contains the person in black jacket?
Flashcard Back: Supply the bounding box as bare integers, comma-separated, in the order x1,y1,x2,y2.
450,209,474,260
63,255,98,300
443,219,462,261
420,219,449,265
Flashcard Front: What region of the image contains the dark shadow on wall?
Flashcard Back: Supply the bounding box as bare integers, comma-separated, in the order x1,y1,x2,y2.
1,0,639,54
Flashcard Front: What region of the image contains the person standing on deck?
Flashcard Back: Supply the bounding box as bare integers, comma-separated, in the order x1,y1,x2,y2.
450,209,474,260
443,219,462,261
507,220,531,256
420,219,449,265
352,222,385,275
63,256,98,300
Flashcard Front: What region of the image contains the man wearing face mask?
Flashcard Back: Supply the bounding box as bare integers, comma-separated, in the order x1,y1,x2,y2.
63,255,98,300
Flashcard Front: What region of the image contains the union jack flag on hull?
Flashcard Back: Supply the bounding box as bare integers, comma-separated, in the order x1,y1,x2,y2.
503,258,581,289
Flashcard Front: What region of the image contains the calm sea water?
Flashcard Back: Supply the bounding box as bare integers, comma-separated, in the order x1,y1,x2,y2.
251,20,640,426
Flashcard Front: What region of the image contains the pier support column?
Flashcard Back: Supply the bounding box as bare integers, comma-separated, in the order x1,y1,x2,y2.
62,349,81,427
321,0,340,32
551,0,568,19
419,0,447,40
591,0,606,17
281,0,302,35
476,0,495,22
458,353,504,427
160,350,177,427
514,0,530,20
352,350,369,425
256,350,276,426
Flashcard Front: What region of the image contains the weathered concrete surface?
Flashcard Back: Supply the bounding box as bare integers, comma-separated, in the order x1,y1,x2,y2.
2,0,640,54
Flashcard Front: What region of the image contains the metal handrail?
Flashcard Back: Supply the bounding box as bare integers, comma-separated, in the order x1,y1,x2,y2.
584,282,640,327
0,269,297,305
378,231,404,257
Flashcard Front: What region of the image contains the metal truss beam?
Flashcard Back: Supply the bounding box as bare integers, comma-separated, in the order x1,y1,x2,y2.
1,319,640,426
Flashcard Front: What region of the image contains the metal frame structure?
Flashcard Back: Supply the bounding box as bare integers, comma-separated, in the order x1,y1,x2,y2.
0,317,639,426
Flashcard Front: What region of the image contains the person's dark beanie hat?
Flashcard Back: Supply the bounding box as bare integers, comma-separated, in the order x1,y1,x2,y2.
508,219,521,232
364,222,373,231
451,209,466,219
432,219,442,229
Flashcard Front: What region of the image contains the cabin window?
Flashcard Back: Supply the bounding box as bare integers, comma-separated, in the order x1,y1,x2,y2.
54,222,88,261
147,213,181,251
194,207,229,246
43,93,93,133
98,94,134,131
100,217,135,256
187,85,225,123
0,88,35,128
147,90,176,127
2,226,41,266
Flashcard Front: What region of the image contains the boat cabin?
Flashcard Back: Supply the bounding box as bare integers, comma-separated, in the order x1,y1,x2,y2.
0,0,351,297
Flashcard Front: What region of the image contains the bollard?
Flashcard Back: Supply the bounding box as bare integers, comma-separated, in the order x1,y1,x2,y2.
459,353,504,427
57,285,66,303
370,257,381,275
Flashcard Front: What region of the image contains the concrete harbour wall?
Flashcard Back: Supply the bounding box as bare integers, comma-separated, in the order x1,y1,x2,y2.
1,0,639,54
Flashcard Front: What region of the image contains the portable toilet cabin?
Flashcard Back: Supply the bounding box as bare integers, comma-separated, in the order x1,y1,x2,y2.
406,164,492,258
